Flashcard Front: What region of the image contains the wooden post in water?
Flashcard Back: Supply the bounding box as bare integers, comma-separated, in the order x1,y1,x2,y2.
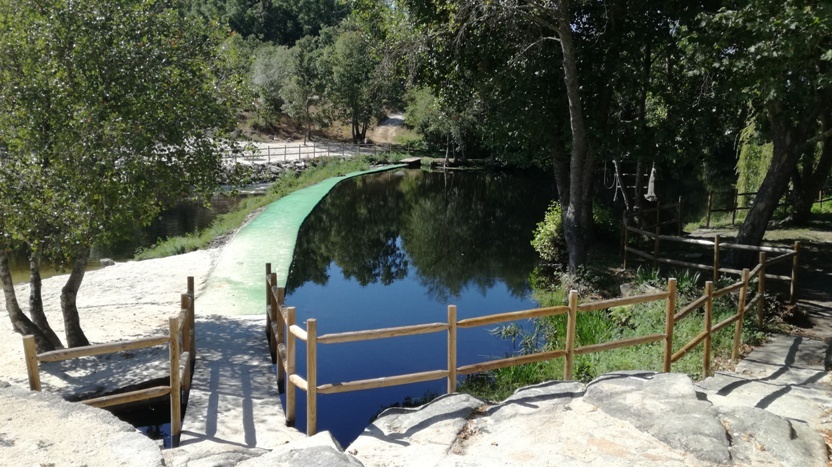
663,279,677,373
790,241,799,304
703,282,713,377
22,336,41,391
169,316,182,447
732,269,750,362
306,319,318,436
564,290,578,380
286,307,297,426
447,305,457,393
713,235,721,284
758,252,766,327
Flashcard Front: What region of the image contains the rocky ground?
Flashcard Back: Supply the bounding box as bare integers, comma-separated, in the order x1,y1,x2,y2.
2,214,831,465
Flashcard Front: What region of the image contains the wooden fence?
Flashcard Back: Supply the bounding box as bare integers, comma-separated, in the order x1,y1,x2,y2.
705,189,832,228
623,198,683,237
623,213,799,304
227,142,395,164
22,277,196,447
264,263,758,437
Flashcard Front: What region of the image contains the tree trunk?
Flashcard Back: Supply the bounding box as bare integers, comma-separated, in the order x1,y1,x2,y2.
792,108,832,224
60,245,90,347
0,251,57,352
557,9,593,273
735,102,809,258
28,255,63,349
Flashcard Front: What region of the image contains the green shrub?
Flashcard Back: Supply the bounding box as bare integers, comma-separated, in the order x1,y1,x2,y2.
531,202,564,262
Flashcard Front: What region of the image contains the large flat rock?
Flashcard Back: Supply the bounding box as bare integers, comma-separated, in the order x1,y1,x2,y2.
0,382,164,466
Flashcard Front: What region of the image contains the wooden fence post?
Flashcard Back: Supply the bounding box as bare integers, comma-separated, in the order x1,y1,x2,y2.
266,265,276,364
758,252,767,327
703,282,713,377
187,276,195,364
22,336,41,391
564,290,578,380
653,207,661,268
286,307,297,426
180,293,192,393
706,191,713,228
731,189,738,225
790,241,799,304
677,196,683,237
713,235,721,284
663,278,677,372
447,305,457,393
622,214,629,270
306,319,317,436
169,317,182,447
271,272,285,390
732,269,750,362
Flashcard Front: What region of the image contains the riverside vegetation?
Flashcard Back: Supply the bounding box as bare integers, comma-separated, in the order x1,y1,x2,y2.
135,154,407,260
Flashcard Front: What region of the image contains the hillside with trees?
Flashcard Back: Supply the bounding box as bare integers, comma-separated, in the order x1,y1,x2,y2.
2,0,831,348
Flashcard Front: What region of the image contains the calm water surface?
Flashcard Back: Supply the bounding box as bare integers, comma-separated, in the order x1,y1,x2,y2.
283,169,555,444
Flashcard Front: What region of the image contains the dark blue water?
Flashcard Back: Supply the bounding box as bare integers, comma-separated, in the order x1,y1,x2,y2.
283,169,555,444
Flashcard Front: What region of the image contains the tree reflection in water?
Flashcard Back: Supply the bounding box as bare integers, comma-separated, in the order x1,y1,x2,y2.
286,169,555,302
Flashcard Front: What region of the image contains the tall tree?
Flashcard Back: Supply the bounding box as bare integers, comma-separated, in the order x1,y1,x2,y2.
0,0,243,351
693,1,832,247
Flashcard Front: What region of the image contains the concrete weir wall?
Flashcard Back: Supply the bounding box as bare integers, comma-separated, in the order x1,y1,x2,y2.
199,164,406,316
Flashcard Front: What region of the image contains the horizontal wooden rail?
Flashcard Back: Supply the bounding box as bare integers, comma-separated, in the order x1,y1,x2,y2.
318,370,448,395
290,325,308,341
83,386,172,409
317,323,448,344
766,252,795,265
711,314,740,334
574,333,665,355
713,281,744,299
720,243,793,254
672,330,709,362
457,305,569,328
37,336,170,362
657,235,715,246
626,246,654,260
744,294,762,314
675,295,709,323
627,226,654,237
577,292,668,312
458,349,568,375
289,374,308,391
656,257,714,271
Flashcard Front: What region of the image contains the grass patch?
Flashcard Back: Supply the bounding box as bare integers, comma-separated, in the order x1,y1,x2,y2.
135,154,407,260
460,267,767,402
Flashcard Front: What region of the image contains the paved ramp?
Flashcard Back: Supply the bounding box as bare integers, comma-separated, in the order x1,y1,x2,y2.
178,165,404,451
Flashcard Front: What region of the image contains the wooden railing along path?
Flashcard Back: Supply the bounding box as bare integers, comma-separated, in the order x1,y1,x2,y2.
264,263,758,437
227,142,395,164
22,277,196,447
705,189,832,228
623,212,799,304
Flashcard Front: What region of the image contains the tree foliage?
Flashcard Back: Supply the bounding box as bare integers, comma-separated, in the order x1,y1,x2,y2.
0,0,243,351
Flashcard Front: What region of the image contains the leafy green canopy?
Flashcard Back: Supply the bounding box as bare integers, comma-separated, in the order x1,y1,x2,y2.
0,0,243,262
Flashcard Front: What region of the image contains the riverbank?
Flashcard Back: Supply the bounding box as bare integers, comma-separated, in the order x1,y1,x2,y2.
0,249,220,390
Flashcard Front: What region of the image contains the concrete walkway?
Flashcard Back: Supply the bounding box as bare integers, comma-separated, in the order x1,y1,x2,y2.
176,166,404,452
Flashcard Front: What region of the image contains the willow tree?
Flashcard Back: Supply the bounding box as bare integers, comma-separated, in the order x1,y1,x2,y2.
693,1,832,247
0,0,243,352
